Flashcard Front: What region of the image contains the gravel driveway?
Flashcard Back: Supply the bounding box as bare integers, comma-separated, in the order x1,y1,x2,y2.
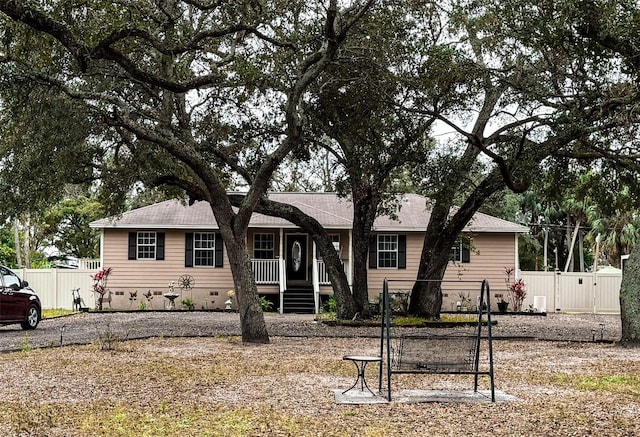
0,311,622,352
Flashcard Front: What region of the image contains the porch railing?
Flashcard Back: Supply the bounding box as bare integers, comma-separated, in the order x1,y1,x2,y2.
252,258,348,286
317,259,348,285
251,259,280,284
79,258,101,269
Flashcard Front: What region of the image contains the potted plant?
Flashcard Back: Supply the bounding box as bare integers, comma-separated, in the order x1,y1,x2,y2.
457,291,472,312
497,295,509,313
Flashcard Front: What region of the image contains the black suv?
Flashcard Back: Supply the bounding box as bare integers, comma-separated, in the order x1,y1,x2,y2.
0,265,41,330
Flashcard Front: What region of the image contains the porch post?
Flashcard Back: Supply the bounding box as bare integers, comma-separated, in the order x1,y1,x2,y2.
279,228,284,314
312,241,320,314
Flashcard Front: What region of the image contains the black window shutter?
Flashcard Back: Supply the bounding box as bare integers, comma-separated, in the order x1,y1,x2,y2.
156,232,165,260
185,233,194,267
462,237,471,263
368,236,377,269
128,232,137,260
215,233,224,267
398,235,407,269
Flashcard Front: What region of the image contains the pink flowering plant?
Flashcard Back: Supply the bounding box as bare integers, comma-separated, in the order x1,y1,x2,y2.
505,267,526,312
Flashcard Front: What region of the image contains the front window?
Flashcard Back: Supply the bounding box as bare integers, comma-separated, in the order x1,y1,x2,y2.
378,235,398,268
330,234,340,253
450,237,470,263
194,232,216,266
137,232,157,259
254,233,275,259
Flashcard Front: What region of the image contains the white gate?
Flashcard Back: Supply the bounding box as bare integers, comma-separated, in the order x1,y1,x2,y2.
519,271,621,314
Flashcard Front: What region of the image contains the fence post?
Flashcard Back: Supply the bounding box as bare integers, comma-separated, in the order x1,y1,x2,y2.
554,271,559,312
53,268,59,309
592,272,597,314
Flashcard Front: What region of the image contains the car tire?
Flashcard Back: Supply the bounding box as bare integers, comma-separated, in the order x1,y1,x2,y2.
21,305,40,330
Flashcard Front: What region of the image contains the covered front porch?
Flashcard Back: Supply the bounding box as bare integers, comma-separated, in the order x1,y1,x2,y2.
248,229,352,314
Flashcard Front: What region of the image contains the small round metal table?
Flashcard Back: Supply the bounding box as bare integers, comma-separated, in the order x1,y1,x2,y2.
342,355,382,395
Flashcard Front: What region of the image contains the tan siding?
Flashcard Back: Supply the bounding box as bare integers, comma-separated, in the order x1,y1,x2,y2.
366,233,423,296
258,285,280,294
102,228,518,312
365,232,516,311
318,285,334,294
440,233,515,311
103,229,235,309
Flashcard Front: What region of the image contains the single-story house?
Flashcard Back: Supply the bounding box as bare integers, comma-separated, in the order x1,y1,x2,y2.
89,192,529,312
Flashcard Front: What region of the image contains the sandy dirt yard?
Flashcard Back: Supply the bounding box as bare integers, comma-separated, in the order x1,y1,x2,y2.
0,312,638,436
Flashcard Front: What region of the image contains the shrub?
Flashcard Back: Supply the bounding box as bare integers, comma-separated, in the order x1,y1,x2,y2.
259,296,274,312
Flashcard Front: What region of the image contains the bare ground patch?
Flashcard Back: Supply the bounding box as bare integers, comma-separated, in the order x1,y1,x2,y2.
0,335,639,436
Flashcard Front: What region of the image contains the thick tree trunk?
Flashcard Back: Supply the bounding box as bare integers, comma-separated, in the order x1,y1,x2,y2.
350,194,379,316
316,234,357,320
209,197,269,344
410,171,507,318
620,241,640,346
223,231,270,344
351,223,371,315
408,229,454,318
231,195,358,319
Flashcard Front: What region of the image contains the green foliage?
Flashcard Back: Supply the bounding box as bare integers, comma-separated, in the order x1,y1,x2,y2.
42,309,74,319
0,221,50,269
440,314,484,323
259,296,274,312
26,252,51,269
387,292,409,316
0,84,95,220
554,373,640,399
42,196,103,259
489,165,640,271
0,0,382,343
181,298,194,310
393,314,485,325
5,0,640,326
19,333,32,352
393,316,426,326
324,295,337,313
0,227,17,267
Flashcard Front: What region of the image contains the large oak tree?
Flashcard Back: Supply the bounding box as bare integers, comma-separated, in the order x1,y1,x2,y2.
573,0,640,345
399,0,640,317
0,0,376,343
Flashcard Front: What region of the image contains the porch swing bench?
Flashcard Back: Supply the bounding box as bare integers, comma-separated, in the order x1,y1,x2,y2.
378,279,496,402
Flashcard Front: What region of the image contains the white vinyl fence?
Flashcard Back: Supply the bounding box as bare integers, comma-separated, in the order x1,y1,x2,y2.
15,267,623,313
519,271,622,314
17,268,98,310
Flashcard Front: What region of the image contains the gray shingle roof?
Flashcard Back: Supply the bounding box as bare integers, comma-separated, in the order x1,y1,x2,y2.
90,192,529,233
